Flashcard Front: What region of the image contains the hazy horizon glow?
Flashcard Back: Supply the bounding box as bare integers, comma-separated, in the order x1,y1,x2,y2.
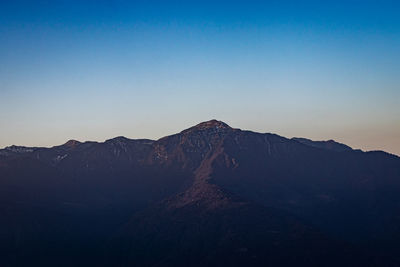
1,1,399,155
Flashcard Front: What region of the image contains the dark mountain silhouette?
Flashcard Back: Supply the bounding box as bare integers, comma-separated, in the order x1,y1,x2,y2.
291,137,353,152
1,120,400,266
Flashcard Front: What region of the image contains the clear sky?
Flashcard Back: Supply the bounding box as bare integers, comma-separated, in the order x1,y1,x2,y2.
0,0,399,155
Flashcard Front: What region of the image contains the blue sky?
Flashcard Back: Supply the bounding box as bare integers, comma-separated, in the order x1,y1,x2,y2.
0,0,399,155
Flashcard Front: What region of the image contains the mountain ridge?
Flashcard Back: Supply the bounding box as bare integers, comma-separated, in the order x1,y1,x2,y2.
1,120,400,266
2,120,396,157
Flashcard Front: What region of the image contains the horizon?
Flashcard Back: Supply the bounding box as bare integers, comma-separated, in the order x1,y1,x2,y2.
1,118,398,157
2,3,400,266
1,1,399,155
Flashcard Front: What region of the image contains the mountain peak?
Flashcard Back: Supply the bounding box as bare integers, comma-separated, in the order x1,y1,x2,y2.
105,136,129,143
63,140,81,148
192,120,231,130
180,120,233,135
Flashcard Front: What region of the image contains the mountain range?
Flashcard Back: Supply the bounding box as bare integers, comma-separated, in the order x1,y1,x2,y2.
1,120,400,266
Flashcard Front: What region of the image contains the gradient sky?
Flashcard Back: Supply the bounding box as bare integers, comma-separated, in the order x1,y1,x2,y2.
0,0,399,155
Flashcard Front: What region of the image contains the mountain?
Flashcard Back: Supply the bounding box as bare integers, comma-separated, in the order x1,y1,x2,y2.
1,120,400,266
291,137,353,152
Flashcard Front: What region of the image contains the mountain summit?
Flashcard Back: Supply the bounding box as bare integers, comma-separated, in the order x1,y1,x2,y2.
63,139,82,148
181,119,233,134
1,120,400,266
192,119,232,129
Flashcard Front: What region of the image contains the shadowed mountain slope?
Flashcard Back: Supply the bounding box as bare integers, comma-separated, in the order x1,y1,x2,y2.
1,120,400,266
